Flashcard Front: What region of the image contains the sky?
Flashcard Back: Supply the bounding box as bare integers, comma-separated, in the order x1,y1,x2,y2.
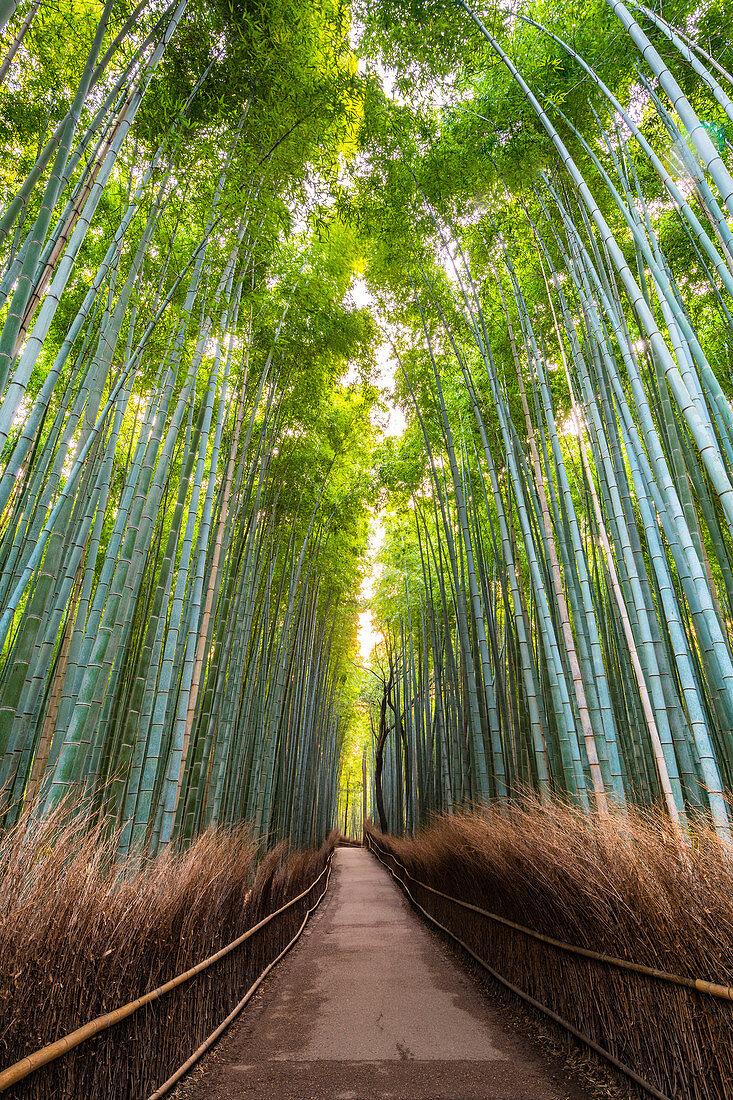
357,516,385,663
350,278,404,663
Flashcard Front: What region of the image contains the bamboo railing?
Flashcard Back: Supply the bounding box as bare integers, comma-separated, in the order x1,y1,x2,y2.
0,856,333,1095
367,833,730,1100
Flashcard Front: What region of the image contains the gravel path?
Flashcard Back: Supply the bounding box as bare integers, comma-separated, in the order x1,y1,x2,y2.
176,847,594,1100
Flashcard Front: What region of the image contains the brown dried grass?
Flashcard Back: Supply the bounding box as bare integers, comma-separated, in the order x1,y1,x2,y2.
0,798,336,1099
367,798,733,1100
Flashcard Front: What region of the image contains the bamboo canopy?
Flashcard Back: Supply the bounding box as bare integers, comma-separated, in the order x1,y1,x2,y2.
0,0,733,845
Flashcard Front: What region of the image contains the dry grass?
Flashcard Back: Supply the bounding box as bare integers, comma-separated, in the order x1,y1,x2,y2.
367,798,733,1100
0,798,336,1099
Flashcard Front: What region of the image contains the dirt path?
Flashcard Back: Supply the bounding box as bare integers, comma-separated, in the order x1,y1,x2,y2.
176,847,594,1100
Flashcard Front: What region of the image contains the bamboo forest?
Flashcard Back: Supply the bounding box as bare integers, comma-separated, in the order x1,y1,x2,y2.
2,0,733,1097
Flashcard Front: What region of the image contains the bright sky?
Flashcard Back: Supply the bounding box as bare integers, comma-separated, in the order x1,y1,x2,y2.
357,516,385,663
350,278,404,663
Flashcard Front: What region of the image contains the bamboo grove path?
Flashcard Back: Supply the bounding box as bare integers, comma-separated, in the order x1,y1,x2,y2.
175,848,593,1100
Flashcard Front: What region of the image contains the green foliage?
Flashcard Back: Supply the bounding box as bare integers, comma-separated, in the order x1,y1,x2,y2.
3,0,733,848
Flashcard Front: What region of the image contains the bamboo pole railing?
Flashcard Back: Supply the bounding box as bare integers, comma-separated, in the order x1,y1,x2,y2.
366,835,671,1098
366,836,733,1001
0,856,333,1094
147,856,333,1098
366,833,733,1100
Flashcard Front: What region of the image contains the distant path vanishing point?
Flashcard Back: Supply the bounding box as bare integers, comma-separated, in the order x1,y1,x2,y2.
176,847,594,1100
